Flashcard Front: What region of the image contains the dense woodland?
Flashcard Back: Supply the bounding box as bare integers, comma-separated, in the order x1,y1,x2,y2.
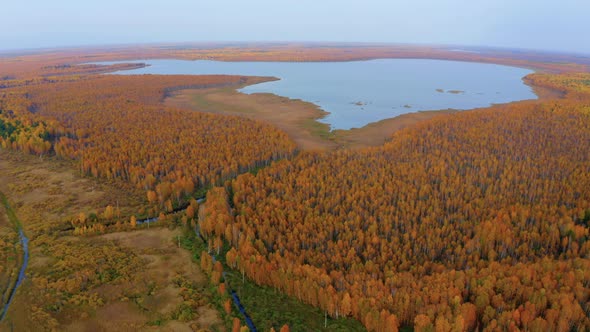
0,75,296,219
0,47,590,331
202,83,590,330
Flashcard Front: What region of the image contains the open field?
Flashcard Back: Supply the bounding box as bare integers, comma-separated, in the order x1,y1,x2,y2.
0,149,223,331
70,227,223,331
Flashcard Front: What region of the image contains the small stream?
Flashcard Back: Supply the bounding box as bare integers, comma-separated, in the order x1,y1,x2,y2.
0,228,29,321
207,240,257,331
194,214,257,330
0,193,256,327
230,289,257,332
135,196,257,330
136,197,205,225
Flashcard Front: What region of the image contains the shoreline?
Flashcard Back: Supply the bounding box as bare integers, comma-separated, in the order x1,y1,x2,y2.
7,43,588,74
1,48,565,152
165,68,559,151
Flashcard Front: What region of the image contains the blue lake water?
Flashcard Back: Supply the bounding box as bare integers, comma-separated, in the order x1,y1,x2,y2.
99,59,537,130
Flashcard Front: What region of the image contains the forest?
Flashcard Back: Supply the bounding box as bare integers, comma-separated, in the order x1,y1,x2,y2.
0,45,589,331
205,97,590,331
199,71,590,330
1,74,296,220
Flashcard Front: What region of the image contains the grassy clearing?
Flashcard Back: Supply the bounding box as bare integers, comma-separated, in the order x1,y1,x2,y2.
189,88,257,115
0,192,23,229
0,149,226,331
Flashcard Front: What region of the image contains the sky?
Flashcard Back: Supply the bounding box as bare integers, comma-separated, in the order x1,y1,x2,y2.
2,0,589,54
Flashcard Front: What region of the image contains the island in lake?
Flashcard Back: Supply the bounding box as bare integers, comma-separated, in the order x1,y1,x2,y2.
436,88,465,94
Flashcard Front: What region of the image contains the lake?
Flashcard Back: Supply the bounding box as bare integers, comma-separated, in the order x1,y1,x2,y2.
100,59,537,130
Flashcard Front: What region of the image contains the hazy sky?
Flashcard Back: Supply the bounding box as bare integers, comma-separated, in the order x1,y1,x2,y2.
2,0,589,54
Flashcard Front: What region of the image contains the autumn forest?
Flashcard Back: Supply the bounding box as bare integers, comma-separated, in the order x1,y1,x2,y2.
0,44,589,331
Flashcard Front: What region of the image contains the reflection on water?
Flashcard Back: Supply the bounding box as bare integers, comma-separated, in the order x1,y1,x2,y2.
100,59,537,130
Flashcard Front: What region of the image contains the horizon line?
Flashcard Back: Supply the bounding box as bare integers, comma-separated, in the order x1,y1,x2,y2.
1,41,589,58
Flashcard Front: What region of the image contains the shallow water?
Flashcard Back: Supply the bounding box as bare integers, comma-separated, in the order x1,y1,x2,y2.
0,229,28,321
100,59,537,130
